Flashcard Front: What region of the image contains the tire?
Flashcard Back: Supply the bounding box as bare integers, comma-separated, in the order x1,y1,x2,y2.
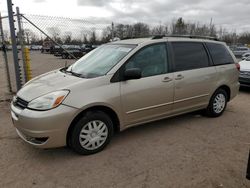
62,54,66,59
205,89,228,117
69,111,114,155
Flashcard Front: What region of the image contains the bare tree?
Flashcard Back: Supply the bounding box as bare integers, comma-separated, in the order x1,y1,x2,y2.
133,22,150,38
63,31,72,44
115,24,125,39
89,31,97,44
171,17,187,35
23,29,35,45
151,24,168,35
83,34,89,44
238,32,250,44
46,27,61,42
2,30,9,43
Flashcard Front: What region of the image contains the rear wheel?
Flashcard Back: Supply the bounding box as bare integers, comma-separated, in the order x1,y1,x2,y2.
205,89,228,117
69,111,114,155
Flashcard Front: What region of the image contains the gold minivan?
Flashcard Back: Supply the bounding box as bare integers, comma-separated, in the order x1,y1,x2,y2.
11,37,240,155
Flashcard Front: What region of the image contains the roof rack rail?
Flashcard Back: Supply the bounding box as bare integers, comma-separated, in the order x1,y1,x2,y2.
152,35,219,41
151,35,166,39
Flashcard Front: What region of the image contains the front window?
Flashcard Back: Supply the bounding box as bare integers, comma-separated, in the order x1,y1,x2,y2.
68,44,135,78
125,43,168,77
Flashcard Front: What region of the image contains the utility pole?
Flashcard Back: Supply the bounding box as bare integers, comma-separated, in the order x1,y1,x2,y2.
111,22,114,41
7,0,22,90
0,12,12,92
209,18,213,36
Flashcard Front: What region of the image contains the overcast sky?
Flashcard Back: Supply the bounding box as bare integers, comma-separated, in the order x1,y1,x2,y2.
1,0,250,33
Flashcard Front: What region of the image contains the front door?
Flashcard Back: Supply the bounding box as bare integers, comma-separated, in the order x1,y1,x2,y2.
120,43,174,125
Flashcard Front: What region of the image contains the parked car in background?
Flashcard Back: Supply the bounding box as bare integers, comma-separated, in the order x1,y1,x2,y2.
61,46,83,59
242,52,250,60
11,37,239,155
50,45,61,55
53,45,70,57
6,45,12,50
92,44,100,49
239,56,250,87
81,44,95,53
30,45,42,50
41,40,54,53
233,47,250,58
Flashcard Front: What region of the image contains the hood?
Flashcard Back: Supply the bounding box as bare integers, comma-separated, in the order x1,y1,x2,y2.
239,60,250,71
17,70,84,101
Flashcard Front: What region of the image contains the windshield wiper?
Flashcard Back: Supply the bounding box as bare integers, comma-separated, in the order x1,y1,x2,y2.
65,69,84,78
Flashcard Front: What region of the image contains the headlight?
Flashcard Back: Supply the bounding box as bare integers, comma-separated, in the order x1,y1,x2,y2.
28,90,69,110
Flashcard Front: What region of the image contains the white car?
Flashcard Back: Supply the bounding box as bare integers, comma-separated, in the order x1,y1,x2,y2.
233,47,250,57
239,56,250,87
242,52,250,60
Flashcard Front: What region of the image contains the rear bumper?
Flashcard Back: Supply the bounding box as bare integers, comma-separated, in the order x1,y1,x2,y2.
11,102,78,148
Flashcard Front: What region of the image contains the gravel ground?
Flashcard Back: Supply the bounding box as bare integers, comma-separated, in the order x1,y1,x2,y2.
0,52,250,188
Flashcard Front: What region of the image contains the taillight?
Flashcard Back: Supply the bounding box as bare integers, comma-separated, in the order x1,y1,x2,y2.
235,63,240,71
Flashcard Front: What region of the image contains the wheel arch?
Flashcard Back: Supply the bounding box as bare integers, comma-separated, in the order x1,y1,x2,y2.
66,105,120,146
216,85,231,101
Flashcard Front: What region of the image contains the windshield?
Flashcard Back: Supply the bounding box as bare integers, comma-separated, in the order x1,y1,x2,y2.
68,44,135,78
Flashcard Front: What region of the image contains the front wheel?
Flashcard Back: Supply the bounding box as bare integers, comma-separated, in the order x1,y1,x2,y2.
205,89,228,117
69,111,114,155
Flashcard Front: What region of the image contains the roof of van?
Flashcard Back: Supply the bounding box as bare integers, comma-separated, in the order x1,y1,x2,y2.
111,37,223,45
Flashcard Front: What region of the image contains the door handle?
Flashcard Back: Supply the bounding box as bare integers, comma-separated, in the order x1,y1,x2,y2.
162,77,173,82
175,74,184,80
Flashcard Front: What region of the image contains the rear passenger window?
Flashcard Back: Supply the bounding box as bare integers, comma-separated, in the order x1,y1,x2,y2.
206,43,234,65
172,42,209,72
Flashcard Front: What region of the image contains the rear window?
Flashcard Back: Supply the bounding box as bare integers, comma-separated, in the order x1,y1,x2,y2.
206,43,234,65
172,42,209,72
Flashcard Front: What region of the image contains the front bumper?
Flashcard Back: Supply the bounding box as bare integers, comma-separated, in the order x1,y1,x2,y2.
11,102,78,148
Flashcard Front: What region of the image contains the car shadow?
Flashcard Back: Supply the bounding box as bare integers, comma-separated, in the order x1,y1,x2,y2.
239,86,250,93
36,111,203,158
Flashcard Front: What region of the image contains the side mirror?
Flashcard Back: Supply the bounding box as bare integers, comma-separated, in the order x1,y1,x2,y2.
124,68,142,80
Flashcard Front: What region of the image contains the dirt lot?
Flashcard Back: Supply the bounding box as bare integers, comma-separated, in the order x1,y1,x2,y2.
0,52,250,187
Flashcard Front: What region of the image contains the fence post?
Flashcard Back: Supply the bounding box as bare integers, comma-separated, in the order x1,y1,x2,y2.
0,13,12,92
7,0,22,90
16,7,27,83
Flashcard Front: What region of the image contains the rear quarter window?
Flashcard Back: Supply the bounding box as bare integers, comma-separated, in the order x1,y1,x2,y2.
206,43,234,65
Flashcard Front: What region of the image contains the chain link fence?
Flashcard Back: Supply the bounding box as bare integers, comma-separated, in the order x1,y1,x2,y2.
0,11,114,100
0,15,16,100
19,14,113,78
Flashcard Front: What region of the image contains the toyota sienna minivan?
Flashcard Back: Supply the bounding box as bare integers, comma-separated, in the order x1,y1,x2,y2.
11,36,240,155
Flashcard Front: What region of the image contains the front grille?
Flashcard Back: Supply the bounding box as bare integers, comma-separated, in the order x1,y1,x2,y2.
14,97,28,109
